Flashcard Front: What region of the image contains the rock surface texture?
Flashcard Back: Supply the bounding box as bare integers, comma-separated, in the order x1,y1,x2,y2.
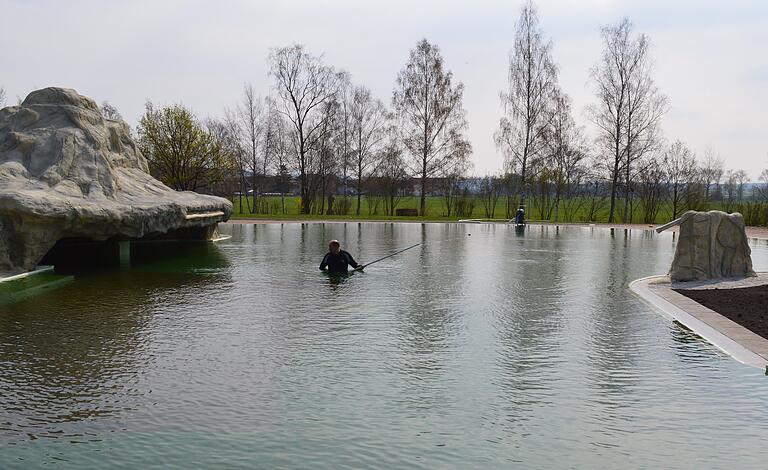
668,211,756,282
0,87,232,274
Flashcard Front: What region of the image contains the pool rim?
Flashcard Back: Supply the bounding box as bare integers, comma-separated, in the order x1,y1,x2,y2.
629,273,768,371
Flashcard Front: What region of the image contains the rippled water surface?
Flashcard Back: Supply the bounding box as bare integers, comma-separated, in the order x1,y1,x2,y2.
2,223,768,469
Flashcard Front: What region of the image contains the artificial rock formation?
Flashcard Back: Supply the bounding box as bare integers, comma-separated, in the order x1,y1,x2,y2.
660,210,756,282
0,87,232,274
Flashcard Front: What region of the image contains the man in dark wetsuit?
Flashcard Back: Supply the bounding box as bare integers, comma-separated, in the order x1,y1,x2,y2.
319,240,362,275
514,205,525,225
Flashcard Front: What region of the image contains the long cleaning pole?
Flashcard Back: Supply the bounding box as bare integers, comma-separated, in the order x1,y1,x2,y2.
360,243,421,269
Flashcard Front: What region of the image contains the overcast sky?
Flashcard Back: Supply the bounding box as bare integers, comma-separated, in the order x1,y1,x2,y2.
2,0,767,178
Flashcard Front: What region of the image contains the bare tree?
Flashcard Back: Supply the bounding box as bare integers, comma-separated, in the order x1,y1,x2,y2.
350,85,389,214
733,169,749,201
723,169,738,211
636,154,666,223
260,97,281,193
100,101,123,121
314,99,343,215
0,86,6,107
479,174,503,219
543,90,587,223
495,0,557,212
236,83,263,213
758,168,768,202
393,38,471,216
663,140,696,219
589,18,667,223
439,143,473,217
264,100,293,213
204,117,241,196
269,44,343,214
223,107,251,213
700,146,724,204
374,129,410,216
335,80,354,212
620,23,668,222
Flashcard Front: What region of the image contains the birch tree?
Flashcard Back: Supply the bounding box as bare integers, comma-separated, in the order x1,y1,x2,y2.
495,0,557,211
589,18,667,223
620,23,668,222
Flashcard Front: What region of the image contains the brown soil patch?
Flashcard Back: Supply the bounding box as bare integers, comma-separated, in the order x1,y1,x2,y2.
675,285,768,339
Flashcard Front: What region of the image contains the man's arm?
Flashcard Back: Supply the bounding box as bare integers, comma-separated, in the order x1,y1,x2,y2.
319,254,329,271
344,251,361,269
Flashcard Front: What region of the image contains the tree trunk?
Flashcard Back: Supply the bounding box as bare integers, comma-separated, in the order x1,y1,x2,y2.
608,155,620,223
356,177,362,216
420,158,427,216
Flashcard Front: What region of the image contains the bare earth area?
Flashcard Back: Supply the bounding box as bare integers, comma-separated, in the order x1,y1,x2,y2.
675,286,768,340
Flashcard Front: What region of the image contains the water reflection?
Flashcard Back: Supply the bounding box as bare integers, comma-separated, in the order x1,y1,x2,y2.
584,230,643,399
0,242,231,443
2,223,768,468
396,225,465,380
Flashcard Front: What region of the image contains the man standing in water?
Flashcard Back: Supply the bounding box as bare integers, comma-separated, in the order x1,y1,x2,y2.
319,240,362,275
514,205,525,225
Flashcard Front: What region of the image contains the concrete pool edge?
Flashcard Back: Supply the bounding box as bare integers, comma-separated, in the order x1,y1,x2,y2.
629,274,768,371
0,265,54,283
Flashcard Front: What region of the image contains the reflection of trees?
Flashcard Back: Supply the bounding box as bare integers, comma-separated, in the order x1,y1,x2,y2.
0,243,231,442
489,226,566,424
583,229,645,401
667,320,724,366
393,224,465,403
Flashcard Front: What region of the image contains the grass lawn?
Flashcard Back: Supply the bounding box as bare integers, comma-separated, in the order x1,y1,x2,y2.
229,195,768,226
231,195,503,222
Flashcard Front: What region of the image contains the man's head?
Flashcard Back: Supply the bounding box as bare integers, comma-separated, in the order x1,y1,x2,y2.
328,240,341,255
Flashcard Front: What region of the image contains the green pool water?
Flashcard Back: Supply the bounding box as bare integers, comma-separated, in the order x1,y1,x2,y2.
1,223,767,469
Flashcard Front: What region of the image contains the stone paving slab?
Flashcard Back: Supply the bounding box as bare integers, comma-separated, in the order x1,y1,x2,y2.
629,273,768,371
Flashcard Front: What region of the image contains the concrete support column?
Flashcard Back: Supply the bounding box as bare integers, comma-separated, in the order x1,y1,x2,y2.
119,240,131,269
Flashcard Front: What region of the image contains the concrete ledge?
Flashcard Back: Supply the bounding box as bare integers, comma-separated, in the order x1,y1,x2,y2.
185,211,226,220
0,265,54,283
0,266,73,306
630,274,768,371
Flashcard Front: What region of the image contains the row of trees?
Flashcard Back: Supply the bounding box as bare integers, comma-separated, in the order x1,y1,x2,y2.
125,1,766,223
493,1,768,225
495,2,669,223
495,137,766,224
136,40,471,216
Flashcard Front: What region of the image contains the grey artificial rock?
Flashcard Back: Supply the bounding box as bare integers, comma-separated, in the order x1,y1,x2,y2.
0,87,232,275
666,210,756,282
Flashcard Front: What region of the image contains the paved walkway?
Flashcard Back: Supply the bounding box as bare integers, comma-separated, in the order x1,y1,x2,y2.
630,273,768,371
